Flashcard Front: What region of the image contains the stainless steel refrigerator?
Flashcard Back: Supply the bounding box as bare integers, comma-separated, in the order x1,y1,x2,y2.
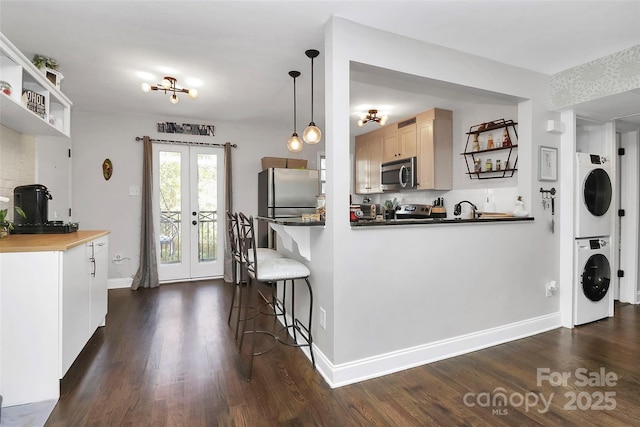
258,168,319,247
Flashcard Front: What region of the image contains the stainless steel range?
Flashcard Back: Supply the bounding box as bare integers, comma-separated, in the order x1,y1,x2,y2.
395,204,432,219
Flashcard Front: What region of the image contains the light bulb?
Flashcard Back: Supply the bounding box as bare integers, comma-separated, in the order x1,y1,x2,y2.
161,78,171,89
303,123,321,144
170,94,179,104
287,134,303,152
379,116,388,126
357,119,364,127
141,82,151,93
188,88,198,99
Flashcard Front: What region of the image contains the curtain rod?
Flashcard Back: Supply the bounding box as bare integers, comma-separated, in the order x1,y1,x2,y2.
135,136,237,148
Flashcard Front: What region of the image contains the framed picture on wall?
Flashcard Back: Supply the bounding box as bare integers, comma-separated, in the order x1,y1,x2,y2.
539,146,558,181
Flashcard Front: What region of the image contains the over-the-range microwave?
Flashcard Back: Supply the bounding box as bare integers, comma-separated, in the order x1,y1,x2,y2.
380,156,417,191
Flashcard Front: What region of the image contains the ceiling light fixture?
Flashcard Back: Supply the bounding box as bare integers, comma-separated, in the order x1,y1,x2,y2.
141,76,198,104
302,49,321,144
287,70,303,153
357,109,388,127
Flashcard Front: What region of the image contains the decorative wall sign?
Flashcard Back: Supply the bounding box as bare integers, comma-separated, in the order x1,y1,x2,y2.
157,122,215,136
102,158,113,180
21,89,47,119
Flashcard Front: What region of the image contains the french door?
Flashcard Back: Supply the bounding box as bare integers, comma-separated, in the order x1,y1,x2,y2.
153,144,224,282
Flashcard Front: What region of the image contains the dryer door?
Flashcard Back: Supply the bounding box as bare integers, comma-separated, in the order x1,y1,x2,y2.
582,253,611,301
583,168,612,216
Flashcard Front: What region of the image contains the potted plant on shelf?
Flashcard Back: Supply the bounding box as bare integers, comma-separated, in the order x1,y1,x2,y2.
31,54,58,71
31,54,63,88
383,197,399,220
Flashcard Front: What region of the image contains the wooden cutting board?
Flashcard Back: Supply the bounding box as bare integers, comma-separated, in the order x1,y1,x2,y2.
478,212,514,218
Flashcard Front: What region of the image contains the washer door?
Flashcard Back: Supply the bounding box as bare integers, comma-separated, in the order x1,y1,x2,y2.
582,253,611,302
583,168,612,216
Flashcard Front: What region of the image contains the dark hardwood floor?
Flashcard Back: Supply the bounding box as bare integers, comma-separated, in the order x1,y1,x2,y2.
45,280,640,426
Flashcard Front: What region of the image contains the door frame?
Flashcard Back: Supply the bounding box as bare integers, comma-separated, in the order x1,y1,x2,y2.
152,143,225,282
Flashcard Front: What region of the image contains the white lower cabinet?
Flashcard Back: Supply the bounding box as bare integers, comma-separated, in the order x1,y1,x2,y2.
60,235,108,377
89,237,108,331
0,233,108,407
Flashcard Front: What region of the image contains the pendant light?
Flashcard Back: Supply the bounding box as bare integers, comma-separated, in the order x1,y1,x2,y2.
287,70,303,153
302,49,321,144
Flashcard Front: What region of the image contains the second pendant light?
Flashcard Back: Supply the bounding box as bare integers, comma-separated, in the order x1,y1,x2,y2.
302,49,321,144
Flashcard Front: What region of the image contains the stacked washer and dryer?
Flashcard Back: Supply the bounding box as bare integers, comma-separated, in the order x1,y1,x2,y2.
574,153,614,325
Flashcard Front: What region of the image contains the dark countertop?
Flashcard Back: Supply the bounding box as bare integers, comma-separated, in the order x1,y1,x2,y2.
256,216,325,226
350,216,534,227
256,215,534,227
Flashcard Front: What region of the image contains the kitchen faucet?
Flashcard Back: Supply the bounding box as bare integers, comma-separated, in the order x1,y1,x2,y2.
454,200,478,219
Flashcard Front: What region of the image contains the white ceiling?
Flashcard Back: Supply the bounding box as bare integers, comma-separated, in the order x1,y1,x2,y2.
1,1,639,137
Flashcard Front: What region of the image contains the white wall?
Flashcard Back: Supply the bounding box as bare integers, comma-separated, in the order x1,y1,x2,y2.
70,109,323,283
0,124,35,213
320,18,562,382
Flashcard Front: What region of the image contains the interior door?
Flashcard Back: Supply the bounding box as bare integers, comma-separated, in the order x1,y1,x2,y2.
153,144,224,282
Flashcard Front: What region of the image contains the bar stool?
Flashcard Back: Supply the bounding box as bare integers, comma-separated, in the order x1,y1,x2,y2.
226,211,282,341
237,212,315,380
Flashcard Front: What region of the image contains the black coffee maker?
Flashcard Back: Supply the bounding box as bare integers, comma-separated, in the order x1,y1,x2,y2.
12,185,78,234
13,184,52,225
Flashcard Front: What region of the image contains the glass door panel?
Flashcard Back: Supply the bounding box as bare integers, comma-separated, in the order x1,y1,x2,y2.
154,144,224,282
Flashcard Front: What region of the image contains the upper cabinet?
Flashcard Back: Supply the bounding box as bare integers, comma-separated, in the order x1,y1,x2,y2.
383,118,417,162
416,108,452,190
0,33,72,137
354,127,383,194
355,108,453,193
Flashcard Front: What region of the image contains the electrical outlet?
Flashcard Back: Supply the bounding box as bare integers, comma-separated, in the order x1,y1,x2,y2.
545,280,557,297
319,307,326,329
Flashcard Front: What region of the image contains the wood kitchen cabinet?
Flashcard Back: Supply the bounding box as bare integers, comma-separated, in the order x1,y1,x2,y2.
416,108,453,190
355,128,383,194
355,107,452,193
383,120,417,162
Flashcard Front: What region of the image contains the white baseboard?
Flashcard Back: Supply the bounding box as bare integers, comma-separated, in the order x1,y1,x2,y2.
313,312,562,389
108,277,133,289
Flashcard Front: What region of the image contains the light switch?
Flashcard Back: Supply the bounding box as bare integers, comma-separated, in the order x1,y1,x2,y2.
129,186,141,196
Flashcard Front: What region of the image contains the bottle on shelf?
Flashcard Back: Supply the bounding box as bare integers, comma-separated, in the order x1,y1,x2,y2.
487,134,494,149
503,128,511,147
485,158,493,171
472,134,480,151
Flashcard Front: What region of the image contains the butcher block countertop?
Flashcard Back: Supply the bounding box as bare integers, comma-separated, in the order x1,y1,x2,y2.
0,230,110,253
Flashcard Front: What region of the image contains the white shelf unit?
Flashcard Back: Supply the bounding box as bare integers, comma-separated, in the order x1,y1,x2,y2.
0,32,72,137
